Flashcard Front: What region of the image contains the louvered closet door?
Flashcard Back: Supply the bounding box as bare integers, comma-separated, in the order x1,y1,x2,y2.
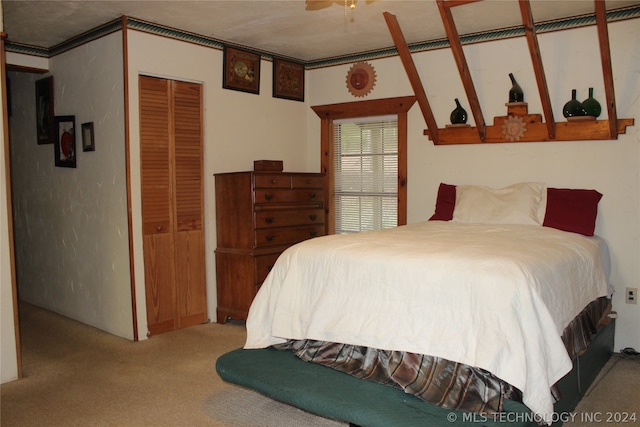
173,80,207,329
139,76,206,336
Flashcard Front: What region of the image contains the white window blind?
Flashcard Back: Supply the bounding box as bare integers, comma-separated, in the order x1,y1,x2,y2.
333,115,398,234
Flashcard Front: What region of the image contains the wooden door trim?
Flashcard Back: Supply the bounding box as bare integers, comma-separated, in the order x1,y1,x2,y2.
121,16,139,341
2,32,23,377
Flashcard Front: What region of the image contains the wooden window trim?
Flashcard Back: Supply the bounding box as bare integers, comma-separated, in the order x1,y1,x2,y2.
312,96,416,234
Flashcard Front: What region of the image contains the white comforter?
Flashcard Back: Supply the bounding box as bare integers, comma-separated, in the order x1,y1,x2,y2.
245,221,610,423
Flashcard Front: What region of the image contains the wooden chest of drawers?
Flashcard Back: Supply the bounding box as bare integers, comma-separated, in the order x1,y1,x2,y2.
214,171,325,323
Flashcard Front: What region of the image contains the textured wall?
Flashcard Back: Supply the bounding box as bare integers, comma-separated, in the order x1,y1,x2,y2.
126,31,311,337
4,15,637,355
307,18,640,351
9,32,133,339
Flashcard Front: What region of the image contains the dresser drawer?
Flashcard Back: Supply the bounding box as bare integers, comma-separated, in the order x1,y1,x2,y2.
255,189,323,204
255,225,325,248
254,253,281,284
254,174,292,189
292,175,323,189
255,209,324,229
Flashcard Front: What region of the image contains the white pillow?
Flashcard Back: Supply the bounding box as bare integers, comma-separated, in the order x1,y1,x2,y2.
452,182,546,225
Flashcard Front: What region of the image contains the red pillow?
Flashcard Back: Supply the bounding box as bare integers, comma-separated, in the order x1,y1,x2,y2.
429,183,456,221
543,188,603,236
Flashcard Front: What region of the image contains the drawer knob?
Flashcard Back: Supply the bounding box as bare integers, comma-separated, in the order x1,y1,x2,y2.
310,231,317,237
266,217,275,224
272,179,277,184
266,235,275,242
264,193,273,201
307,179,312,184
309,192,316,199
156,225,162,232
309,214,317,221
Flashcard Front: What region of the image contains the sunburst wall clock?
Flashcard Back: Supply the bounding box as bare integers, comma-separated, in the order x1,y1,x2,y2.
346,62,376,97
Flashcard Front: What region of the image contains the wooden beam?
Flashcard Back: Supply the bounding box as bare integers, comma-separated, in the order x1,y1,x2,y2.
595,0,618,139
436,0,486,141
519,0,555,139
383,12,439,144
442,0,482,7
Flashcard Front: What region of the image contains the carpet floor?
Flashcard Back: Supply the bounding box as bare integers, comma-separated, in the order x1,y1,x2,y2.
1,303,638,426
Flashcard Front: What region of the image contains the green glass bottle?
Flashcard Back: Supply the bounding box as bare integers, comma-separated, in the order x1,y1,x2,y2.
450,98,468,124
563,89,585,118
581,87,601,117
508,73,524,103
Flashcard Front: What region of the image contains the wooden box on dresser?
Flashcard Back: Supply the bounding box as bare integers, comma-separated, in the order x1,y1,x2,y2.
214,171,325,323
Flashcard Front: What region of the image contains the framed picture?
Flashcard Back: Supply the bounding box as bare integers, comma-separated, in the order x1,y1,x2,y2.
54,115,76,168
82,122,95,152
35,76,55,145
223,46,261,94
273,59,305,102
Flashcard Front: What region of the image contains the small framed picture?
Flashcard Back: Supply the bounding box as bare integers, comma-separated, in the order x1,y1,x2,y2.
35,76,55,145
54,115,76,168
82,122,95,152
223,46,261,94
273,59,305,102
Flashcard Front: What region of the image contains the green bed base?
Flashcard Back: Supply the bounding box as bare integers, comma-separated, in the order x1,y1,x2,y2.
216,320,614,427
552,318,615,423
216,347,536,427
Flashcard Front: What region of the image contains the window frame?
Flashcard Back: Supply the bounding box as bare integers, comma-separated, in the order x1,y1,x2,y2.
312,96,416,235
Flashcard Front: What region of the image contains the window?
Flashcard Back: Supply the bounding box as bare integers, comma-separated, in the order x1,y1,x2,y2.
333,116,398,234
312,96,416,235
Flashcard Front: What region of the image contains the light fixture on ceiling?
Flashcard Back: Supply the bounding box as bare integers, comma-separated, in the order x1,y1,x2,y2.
305,0,376,27
344,0,355,22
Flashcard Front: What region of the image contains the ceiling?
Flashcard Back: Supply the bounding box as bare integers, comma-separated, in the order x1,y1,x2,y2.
3,0,640,62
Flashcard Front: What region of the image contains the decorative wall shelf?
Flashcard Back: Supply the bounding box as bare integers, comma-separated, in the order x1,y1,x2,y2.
425,103,635,145
384,0,635,145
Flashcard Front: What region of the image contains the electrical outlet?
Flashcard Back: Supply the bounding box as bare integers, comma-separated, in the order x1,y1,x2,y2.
626,287,638,304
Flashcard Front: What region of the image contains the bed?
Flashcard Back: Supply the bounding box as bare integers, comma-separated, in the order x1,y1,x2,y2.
218,182,614,426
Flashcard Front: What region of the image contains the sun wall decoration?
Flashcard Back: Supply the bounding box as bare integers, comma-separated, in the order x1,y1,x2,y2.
501,115,528,142
346,62,376,97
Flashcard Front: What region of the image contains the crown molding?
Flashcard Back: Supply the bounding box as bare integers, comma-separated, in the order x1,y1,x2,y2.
4,5,639,70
